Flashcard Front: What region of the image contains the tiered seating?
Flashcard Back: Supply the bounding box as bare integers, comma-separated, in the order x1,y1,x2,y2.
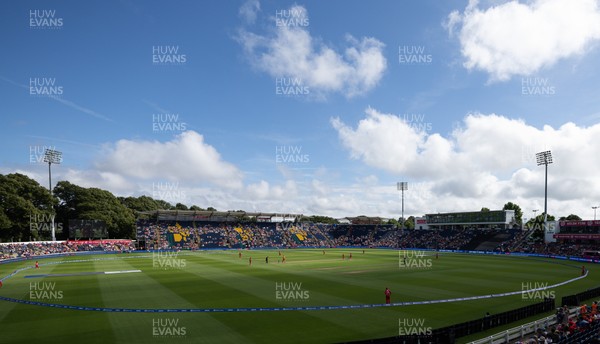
134,221,600,257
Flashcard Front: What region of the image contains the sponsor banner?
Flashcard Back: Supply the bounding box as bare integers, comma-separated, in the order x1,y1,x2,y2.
559,220,600,227
67,239,133,245
554,234,600,240
0,250,144,265
570,257,600,263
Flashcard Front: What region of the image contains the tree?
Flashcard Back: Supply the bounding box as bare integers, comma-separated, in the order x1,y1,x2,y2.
119,196,160,212
403,216,415,230
206,207,217,211
386,218,399,226
189,205,205,211
239,215,256,223
503,202,523,224
305,215,338,224
54,181,136,239
542,213,555,221
559,214,582,221
154,199,173,210
524,213,555,241
0,173,55,241
481,207,490,212
174,203,188,210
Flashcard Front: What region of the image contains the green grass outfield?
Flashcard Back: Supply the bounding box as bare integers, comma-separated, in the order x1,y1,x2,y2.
0,248,598,343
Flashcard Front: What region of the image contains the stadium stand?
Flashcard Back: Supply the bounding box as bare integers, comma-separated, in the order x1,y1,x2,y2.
470,303,600,344
2,222,599,262
516,303,600,344
467,229,520,251
0,240,135,260
131,220,600,257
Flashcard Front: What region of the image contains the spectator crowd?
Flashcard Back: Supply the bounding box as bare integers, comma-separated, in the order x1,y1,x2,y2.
2,222,599,261
515,302,600,343
0,241,135,260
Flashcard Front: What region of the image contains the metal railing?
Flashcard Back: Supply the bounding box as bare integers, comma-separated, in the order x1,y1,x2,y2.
468,307,577,344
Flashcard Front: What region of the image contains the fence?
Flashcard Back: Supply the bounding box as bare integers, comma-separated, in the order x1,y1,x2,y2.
561,286,600,307
468,306,579,344
345,298,555,344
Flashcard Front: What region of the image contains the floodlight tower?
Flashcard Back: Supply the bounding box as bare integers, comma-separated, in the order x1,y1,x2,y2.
397,182,408,231
593,206,599,221
44,149,62,241
535,151,553,226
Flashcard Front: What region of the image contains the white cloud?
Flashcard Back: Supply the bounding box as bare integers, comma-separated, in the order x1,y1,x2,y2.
239,0,260,24
332,108,600,217
62,169,134,194
309,193,362,216
358,174,379,185
2,133,312,215
331,107,441,178
447,0,600,81
245,179,297,200
96,131,243,189
236,4,387,97
6,116,600,220
311,179,329,196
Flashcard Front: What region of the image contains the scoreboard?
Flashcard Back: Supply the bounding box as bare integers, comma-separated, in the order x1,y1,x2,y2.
68,219,108,239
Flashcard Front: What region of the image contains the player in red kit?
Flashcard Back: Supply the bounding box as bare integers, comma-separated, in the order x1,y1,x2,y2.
35,261,39,269
384,287,391,304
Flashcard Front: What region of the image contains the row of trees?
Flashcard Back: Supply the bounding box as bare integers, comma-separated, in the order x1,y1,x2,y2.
0,173,220,242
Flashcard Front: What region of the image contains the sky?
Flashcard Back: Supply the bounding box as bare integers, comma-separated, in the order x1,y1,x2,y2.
1,0,600,221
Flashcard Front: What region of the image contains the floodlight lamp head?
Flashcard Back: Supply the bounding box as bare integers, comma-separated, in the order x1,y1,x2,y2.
535,150,553,166
43,149,62,164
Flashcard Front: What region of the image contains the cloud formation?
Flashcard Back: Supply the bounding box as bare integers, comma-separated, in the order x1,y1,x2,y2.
446,0,600,81
236,3,387,97
331,108,600,215
96,131,244,189
7,112,600,219
239,0,260,24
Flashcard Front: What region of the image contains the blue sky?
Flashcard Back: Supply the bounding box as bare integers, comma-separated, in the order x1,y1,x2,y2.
2,0,600,220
